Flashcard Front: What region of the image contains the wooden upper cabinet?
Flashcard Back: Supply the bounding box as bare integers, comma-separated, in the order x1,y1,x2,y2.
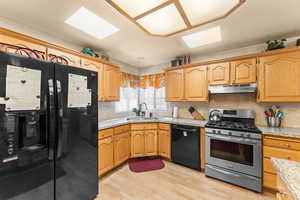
0,34,46,60
208,62,230,85
257,51,300,102
101,65,120,101
231,58,256,84
81,58,100,72
47,48,81,67
166,69,184,101
184,66,208,102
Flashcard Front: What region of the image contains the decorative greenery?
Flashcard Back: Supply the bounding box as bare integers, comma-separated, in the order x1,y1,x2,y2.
266,39,287,51
81,48,99,57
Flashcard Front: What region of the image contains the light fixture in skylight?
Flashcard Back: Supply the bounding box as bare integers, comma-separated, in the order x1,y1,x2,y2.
65,7,119,39
111,0,168,18
182,26,222,48
137,4,186,35
179,0,239,26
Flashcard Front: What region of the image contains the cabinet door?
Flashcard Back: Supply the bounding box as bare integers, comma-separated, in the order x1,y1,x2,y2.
99,136,114,176
114,132,130,167
131,131,145,158
144,130,158,156
231,58,256,84
0,34,47,60
47,48,81,67
184,66,208,102
258,52,300,102
81,58,100,72
165,69,184,101
158,130,170,159
208,62,230,85
103,65,120,101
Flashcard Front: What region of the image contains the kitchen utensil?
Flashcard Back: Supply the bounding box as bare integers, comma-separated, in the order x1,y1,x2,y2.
208,109,222,122
267,117,281,127
188,106,204,120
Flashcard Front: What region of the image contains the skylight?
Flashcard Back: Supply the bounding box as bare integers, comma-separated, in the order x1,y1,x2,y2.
182,26,222,48
105,0,245,37
65,7,119,39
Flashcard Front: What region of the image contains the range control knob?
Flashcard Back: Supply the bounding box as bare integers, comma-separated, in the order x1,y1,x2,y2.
228,132,232,136
212,130,216,134
247,134,251,137
217,130,221,134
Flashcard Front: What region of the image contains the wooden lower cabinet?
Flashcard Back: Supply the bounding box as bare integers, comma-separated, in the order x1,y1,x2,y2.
99,136,114,176
263,135,300,191
131,131,145,158
158,130,170,159
114,131,130,166
144,130,158,156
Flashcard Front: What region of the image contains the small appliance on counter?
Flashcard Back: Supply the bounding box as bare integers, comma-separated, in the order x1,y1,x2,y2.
172,106,178,118
205,109,262,192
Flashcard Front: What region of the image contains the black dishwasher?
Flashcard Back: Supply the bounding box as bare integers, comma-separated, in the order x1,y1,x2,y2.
171,124,200,170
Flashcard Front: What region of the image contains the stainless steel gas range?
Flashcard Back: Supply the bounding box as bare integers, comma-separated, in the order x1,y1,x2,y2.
205,109,262,192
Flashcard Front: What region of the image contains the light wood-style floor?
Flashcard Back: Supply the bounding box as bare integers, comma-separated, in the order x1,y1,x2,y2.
99,161,275,200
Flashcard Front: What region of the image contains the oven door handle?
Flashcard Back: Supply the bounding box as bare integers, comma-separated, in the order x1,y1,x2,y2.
206,165,260,180
206,165,240,177
206,133,261,145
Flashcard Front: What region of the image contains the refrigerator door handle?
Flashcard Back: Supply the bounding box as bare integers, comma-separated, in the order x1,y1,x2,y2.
48,79,56,160
56,80,65,159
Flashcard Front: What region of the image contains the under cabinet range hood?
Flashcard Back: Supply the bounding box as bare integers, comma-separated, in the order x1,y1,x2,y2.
208,84,257,94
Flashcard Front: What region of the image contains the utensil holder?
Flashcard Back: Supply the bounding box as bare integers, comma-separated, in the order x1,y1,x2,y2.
266,117,281,127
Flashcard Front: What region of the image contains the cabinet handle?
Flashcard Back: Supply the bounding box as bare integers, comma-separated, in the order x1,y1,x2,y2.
285,143,291,148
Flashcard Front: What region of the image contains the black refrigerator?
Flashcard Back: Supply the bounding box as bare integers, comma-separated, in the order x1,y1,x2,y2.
0,51,98,200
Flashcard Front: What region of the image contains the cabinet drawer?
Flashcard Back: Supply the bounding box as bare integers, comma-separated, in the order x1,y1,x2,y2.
131,123,145,130
264,172,277,190
159,123,170,131
264,158,276,174
131,123,157,130
144,123,157,130
114,125,130,135
99,128,113,139
264,136,300,151
264,146,300,161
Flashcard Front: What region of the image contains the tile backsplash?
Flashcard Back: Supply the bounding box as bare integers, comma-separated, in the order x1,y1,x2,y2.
99,94,300,128
165,94,300,128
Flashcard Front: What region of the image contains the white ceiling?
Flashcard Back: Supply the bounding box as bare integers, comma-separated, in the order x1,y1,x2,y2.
0,0,300,68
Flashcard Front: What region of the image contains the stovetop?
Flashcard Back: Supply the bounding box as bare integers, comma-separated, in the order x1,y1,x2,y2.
205,120,262,133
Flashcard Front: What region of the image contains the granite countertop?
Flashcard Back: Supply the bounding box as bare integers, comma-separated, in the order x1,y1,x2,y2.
99,118,300,139
98,117,207,130
258,126,300,138
271,158,300,200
